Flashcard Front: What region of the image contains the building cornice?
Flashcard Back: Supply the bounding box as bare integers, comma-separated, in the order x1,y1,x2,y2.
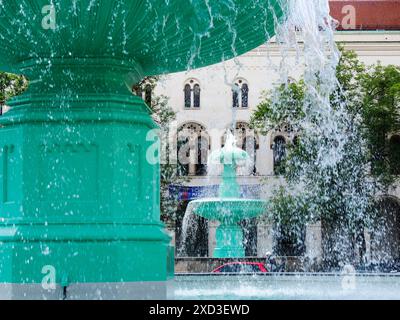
238,32,400,58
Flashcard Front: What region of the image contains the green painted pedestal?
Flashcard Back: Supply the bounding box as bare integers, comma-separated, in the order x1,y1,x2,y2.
0,61,174,299
0,0,284,299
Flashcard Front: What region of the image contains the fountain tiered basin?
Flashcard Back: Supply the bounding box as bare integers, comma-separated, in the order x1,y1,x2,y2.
188,133,268,258
189,198,268,258
190,198,268,224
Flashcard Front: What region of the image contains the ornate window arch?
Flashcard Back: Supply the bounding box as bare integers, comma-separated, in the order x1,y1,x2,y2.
183,79,201,109
221,122,259,174
133,81,153,107
241,83,249,108
144,84,152,107
232,78,249,109
272,135,287,175
184,84,191,108
177,122,209,176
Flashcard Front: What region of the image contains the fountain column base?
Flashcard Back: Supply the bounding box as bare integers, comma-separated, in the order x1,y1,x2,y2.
214,224,245,258
0,89,173,299
189,198,268,259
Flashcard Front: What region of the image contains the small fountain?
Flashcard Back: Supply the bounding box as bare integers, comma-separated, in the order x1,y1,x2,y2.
187,132,268,258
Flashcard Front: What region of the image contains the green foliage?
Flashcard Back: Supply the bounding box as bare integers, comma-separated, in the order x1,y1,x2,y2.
361,64,400,182
152,94,185,223
252,48,400,196
335,47,366,108
265,187,309,256
0,72,28,106
136,76,185,224
251,81,306,134
251,48,400,262
268,187,310,225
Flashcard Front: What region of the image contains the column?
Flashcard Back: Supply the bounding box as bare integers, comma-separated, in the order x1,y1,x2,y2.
305,221,323,264
257,222,274,257
189,136,197,175
256,134,274,176
208,221,220,257
364,228,372,264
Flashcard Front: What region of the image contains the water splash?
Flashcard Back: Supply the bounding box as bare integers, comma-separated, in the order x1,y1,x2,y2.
262,0,382,268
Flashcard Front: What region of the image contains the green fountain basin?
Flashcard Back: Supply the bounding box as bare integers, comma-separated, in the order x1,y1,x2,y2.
0,1,285,86
190,198,268,224
0,0,285,299
189,198,268,258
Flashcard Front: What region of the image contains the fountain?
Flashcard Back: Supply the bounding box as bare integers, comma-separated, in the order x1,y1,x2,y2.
187,132,268,258
0,1,285,299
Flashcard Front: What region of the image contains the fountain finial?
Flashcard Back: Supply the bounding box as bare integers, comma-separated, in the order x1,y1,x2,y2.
209,131,249,198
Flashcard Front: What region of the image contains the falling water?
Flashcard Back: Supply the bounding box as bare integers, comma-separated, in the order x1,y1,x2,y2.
262,0,382,269
179,0,383,267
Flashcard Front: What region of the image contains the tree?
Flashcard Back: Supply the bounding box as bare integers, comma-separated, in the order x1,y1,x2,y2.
361,64,400,181
0,72,27,113
134,77,185,225
251,81,306,135
269,187,310,257
250,48,397,269
152,95,186,224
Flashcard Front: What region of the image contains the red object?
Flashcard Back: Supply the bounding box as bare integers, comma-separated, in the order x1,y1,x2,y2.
329,0,400,30
212,262,268,273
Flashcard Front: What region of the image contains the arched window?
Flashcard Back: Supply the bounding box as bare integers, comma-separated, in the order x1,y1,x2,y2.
196,135,208,175
237,122,258,174
389,135,400,175
133,81,152,107
273,136,286,175
232,84,240,108
193,84,201,108
177,123,209,176
243,136,257,174
293,136,300,147
145,84,152,107
232,79,249,108
177,137,190,176
183,79,201,109
184,84,191,108
241,83,249,108
221,122,259,175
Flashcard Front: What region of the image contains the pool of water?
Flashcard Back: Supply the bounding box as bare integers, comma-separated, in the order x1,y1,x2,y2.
172,273,400,300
